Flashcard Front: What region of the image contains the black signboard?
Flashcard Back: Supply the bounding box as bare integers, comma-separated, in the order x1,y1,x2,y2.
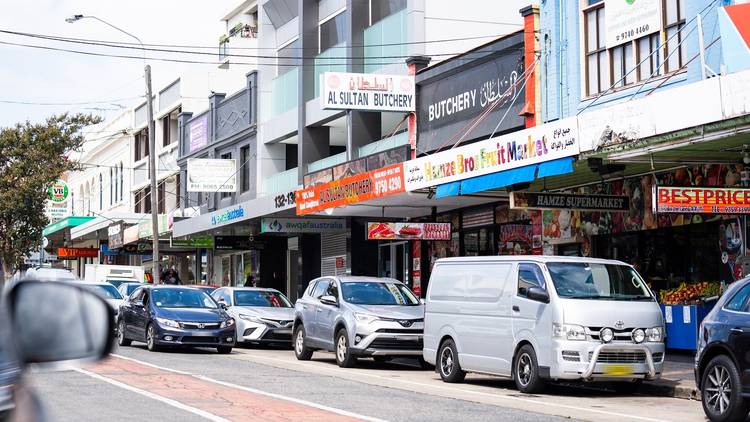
510,192,630,212
214,235,266,250
417,32,525,153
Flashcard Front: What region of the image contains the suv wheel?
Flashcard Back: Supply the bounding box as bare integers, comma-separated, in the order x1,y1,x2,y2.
117,320,131,347
293,324,313,360
438,339,465,383
514,344,545,393
335,329,357,368
702,355,749,422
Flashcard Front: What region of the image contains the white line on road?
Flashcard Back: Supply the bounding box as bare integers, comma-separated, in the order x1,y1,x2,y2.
111,354,390,422
239,353,669,422
74,368,228,422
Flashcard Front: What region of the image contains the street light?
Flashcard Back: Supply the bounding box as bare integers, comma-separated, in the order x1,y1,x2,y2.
66,14,160,282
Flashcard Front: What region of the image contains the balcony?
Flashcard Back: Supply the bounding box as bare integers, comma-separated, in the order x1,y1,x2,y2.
358,131,409,157
307,152,346,173
263,167,299,195
272,67,299,116
315,42,347,98
364,9,407,73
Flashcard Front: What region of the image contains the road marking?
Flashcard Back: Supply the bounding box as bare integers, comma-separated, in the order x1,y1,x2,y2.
74,368,228,422
111,354,389,422
237,353,668,422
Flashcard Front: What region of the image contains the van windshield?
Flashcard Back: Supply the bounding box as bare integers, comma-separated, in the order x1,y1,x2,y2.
546,262,653,301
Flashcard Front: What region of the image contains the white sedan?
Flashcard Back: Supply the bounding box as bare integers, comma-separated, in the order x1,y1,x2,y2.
211,287,294,345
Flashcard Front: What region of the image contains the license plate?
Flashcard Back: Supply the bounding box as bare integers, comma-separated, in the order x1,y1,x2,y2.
397,336,419,341
604,364,634,376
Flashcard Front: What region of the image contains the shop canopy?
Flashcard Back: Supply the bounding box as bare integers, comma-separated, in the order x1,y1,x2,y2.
70,213,149,241
42,216,94,237
435,157,574,198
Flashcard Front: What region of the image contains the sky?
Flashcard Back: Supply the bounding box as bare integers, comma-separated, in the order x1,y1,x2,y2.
0,0,237,128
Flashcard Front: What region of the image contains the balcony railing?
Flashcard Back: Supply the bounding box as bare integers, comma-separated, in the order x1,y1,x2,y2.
364,9,407,73
358,131,409,157
315,42,347,98
307,152,347,173
263,167,299,195
272,67,299,116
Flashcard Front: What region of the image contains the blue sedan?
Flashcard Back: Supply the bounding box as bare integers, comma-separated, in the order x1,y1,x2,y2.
117,285,235,353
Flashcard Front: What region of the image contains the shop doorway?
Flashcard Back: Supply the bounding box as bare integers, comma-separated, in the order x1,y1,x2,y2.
378,242,408,282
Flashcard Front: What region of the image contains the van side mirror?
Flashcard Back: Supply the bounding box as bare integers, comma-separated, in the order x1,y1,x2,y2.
527,287,550,304
320,295,338,306
7,280,115,366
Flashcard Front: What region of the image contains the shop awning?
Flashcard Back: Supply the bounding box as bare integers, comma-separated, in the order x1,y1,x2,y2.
71,213,149,240
43,216,95,237
435,157,575,198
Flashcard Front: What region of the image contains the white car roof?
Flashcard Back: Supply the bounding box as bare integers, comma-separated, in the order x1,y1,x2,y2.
434,255,630,266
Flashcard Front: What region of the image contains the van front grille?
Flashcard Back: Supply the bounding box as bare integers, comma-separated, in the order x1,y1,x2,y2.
589,350,647,364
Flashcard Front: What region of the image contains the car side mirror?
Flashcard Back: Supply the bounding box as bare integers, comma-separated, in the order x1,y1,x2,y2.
527,286,550,304
320,295,338,306
7,280,114,366
218,301,228,310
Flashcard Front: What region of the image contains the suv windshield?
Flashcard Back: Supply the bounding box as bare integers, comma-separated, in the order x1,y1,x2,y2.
234,290,291,308
546,262,653,301
341,282,419,306
151,289,217,309
85,284,123,300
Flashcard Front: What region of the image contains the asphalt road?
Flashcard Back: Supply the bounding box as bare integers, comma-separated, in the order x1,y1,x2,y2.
23,342,706,422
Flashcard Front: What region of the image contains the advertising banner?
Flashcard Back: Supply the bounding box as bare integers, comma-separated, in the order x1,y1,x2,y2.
187,158,237,192
404,117,579,191
605,0,661,48
654,186,750,214
303,145,410,188
57,247,98,259
320,72,415,112
367,222,451,240
108,223,124,249
261,218,346,234
296,164,405,215
188,114,209,153
169,236,215,248
417,33,525,153
123,225,139,245
510,192,630,212
214,235,266,250
137,214,169,239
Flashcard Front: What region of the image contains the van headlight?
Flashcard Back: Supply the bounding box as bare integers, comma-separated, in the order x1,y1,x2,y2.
553,323,586,341
632,328,646,343
645,326,663,342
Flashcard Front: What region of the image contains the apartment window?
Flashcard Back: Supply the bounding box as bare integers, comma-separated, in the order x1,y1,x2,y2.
134,128,149,161
119,163,124,202
664,0,686,73
319,10,347,53
99,174,103,210
611,42,636,88
175,173,181,207
637,33,662,81
584,5,608,96
220,152,233,198
162,115,171,147
109,169,113,206
157,182,166,214
240,146,250,193
369,0,406,26
277,38,300,77
143,187,151,214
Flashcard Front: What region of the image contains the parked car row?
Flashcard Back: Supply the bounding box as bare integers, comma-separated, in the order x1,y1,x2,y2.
93,255,750,422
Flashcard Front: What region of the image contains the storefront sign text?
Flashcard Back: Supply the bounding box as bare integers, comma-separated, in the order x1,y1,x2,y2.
605,0,661,47
321,72,415,112
187,158,237,192
367,222,451,240
510,192,630,212
211,206,245,225
215,235,266,250
404,117,579,191
170,236,215,248
654,186,750,214
188,114,209,152
57,247,99,259
296,164,405,215
261,218,346,234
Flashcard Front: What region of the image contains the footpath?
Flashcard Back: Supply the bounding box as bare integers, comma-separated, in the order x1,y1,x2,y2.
641,351,698,400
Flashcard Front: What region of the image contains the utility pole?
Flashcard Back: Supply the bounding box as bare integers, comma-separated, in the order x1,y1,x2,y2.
145,64,160,281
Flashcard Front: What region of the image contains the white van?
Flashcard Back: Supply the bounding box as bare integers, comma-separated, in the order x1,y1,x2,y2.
423,256,664,393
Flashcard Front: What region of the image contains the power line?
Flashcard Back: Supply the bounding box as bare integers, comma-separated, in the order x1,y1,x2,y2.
0,28,523,51
0,95,142,106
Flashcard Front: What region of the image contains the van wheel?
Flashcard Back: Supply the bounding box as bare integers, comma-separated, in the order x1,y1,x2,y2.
514,344,545,393
438,339,465,383
702,355,749,422
293,324,313,361
335,329,357,368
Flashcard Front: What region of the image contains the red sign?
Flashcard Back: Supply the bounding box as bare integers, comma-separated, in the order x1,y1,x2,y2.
335,256,345,269
654,186,750,214
296,164,405,215
57,247,99,259
367,222,451,240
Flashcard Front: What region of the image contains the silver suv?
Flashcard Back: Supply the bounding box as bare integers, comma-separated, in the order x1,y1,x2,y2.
293,276,425,367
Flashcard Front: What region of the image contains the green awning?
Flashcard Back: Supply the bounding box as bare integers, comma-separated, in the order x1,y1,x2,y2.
43,216,95,236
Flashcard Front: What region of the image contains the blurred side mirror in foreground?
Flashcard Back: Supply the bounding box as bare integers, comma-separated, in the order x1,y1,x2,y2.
7,280,115,366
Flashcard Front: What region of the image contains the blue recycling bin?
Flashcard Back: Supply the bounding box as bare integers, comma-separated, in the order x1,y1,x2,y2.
660,303,716,351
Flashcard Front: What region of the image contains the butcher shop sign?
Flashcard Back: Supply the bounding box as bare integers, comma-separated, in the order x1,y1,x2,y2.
367,222,451,240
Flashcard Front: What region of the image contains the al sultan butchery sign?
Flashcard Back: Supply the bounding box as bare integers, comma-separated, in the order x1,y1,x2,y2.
404,117,579,191
654,186,750,214
320,72,415,112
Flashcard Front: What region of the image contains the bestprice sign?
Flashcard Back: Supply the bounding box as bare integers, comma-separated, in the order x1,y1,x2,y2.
654,186,750,214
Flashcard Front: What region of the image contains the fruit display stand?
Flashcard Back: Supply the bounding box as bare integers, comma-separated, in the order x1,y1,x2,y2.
658,282,721,351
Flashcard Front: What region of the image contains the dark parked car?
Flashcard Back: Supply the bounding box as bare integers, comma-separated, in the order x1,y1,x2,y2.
117,286,236,354
696,277,750,422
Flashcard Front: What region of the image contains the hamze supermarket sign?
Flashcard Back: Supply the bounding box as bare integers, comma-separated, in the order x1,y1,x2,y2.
654,186,750,214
